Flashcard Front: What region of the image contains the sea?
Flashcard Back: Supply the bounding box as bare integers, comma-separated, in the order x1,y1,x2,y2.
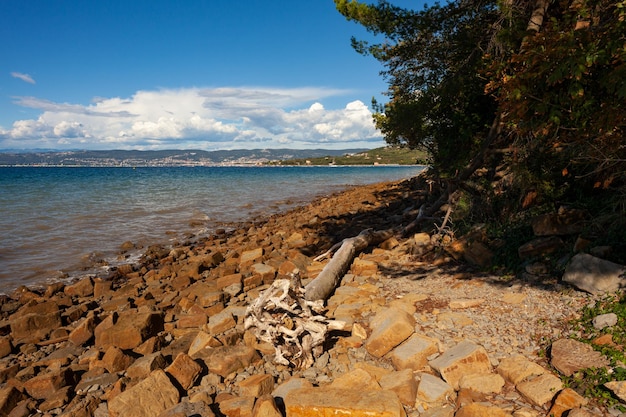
0,165,424,294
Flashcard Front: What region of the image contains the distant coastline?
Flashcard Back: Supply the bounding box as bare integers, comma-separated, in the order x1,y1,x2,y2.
0,148,365,167
0,147,427,167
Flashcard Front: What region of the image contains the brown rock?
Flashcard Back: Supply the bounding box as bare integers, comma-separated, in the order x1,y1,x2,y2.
195,345,260,377
177,313,208,329
250,263,276,285
496,355,546,384
0,386,25,415
93,279,113,298
428,341,492,390
455,403,512,417
238,374,274,398
69,315,96,346
455,388,487,408
604,380,626,403
22,368,75,399
379,369,418,407
95,311,164,350
75,370,119,393
516,373,563,406
6,398,37,417
206,310,236,335
448,298,485,309
330,368,381,391
458,373,505,394
166,352,202,391
102,346,134,373
217,273,243,290
188,331,222,357
38,386,72,412
351,258,378,275
252,394,282,417
518,236,563,259
107,370,180,417
547,388,588,417
416,373,454,407
157,401,216,417
240,248,264,267
64,277,94,297
219,395,255,417
284,387,406,417
9,301,62,343
126,352,167,380
0,337,13,358
277,260,299,278
365,307,416,358
34,345,81,369
463,242,494,267
550,338,609,376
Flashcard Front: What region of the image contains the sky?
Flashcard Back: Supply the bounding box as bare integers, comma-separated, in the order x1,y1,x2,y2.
0,0,422,152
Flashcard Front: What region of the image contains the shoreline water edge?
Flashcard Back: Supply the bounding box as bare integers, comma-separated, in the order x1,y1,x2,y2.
0,165,425,294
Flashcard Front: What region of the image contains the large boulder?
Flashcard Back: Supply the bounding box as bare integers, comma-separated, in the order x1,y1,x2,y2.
10,300,62,343
95,310,164,350
562,253,626,294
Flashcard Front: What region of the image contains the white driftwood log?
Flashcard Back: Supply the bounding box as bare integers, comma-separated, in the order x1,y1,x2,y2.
244,272,347,369
304,228,393,301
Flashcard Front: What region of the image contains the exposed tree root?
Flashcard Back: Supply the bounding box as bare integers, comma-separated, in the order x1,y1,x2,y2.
244,271,347,369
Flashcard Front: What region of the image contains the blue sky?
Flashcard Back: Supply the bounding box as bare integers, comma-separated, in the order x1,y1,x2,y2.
1,0,421,151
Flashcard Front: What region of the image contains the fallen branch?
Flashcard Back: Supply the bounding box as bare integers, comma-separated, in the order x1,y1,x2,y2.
304,228,393,302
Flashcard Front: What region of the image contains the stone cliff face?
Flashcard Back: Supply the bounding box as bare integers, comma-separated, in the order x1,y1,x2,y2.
0,178,621,416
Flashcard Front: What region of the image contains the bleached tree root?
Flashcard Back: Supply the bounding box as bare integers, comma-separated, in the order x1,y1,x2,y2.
244,272,347,369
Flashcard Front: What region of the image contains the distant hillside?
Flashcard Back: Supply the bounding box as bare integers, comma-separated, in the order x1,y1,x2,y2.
0,148,370,167
271,146,429,166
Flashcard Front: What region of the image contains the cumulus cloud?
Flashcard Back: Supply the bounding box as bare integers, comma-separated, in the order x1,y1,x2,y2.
0,86,384,150
10,72,36,84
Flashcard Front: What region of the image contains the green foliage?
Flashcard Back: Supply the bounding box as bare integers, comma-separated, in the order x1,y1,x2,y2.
336,0,625,223
562,367,626,410
491,0,626,204
562,294,626,409
335,0,500,175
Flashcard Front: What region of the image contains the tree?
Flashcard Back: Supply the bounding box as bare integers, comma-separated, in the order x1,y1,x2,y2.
336,0,625,221
334,0,504,175
490,0,626,199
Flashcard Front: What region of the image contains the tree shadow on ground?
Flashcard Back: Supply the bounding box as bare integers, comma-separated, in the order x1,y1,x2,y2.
296,175,575,294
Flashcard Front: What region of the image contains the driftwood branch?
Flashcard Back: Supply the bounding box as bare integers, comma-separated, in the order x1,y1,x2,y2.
304,228,393,301
244,272,347,369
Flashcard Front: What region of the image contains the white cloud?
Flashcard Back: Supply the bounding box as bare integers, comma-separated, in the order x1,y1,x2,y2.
0,86,384,150
10,72,36,84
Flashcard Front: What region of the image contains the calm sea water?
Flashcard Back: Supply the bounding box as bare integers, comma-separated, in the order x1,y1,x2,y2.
0,165,424,293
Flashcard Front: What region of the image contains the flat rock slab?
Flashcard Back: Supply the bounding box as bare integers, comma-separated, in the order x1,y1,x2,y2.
365,307,416,358
428,340,491,390
284,387,406,417
550,338,609,377
107,369,179,417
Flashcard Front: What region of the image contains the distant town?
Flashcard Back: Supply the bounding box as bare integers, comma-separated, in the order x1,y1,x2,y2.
0,147,428,167
0,149,365,167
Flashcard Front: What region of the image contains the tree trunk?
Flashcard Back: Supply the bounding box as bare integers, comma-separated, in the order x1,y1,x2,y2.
304,228,393,301
527,0,550,32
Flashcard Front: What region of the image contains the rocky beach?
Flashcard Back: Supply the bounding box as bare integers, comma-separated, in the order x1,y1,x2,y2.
0,175,623,417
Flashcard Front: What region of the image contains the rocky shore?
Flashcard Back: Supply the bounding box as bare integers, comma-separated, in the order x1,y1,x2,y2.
0,176,623,416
